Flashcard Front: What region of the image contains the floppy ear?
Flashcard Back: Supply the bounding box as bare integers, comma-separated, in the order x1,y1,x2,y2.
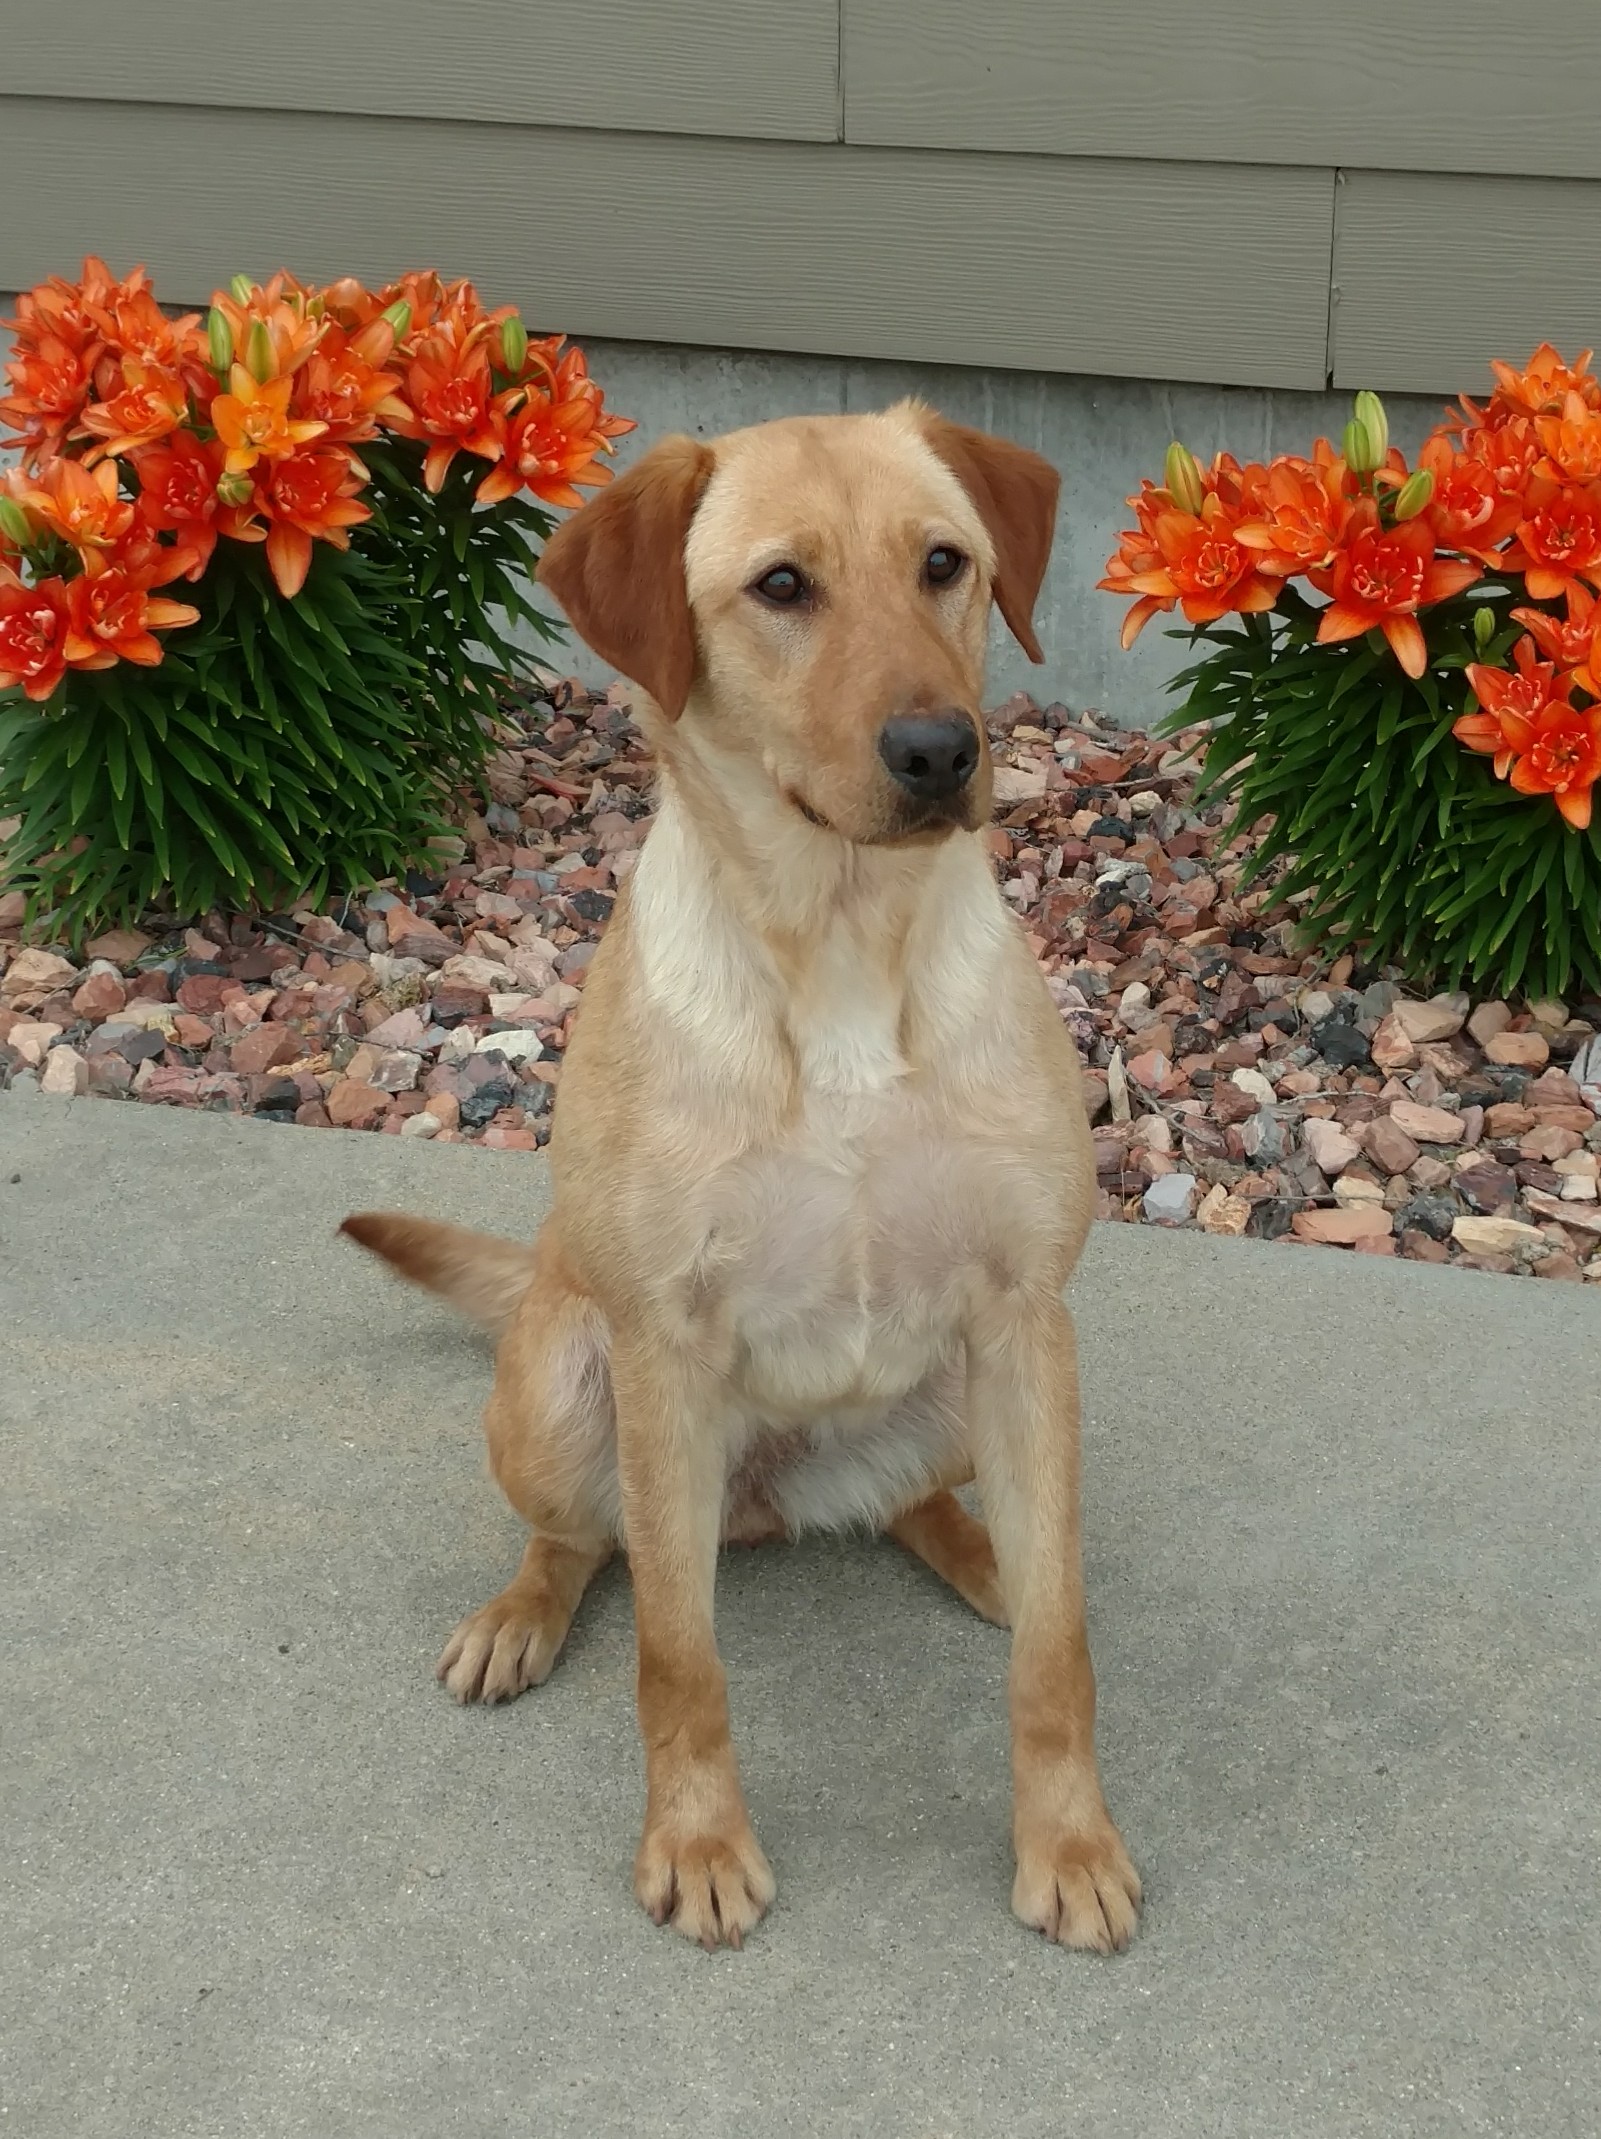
534,435,714,717
919,414,1059,663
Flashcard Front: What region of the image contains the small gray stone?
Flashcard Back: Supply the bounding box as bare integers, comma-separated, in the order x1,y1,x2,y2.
1142,1173,1197,1225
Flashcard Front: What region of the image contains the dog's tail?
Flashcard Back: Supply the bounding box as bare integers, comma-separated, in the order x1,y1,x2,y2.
339,1213,536,1339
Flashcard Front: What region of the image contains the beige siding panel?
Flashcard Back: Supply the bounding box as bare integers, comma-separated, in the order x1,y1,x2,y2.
6,0,839,144
846,1,1601,180
0,99,1336,390
1332,170,1601,395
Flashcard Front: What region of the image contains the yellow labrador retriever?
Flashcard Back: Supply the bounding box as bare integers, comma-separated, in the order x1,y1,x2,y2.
343,403,1140,1953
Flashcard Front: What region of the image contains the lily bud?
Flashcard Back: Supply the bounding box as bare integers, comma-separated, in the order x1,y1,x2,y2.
349,318,397,367
245,320,274,384
380,299,412,341
215,470,254,507
1343,416,1381,475
207,306,234,375
1354,391,1389,467
1391,468,1434,521
1474,606,1497,652
0,495,33,546
500,316,529,376
229,273,255,305
1164,441,1205,515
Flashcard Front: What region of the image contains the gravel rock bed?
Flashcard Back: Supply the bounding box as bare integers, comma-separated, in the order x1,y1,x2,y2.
4,676,1599,1281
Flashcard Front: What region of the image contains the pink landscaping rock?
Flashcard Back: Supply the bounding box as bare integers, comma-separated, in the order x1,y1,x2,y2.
364,1005,432,1050
7,1019,62,1069
1467,1000,1513,1047
230,1023,301,1076
1363,1116,1421,1175
1389,1099,1465,1144
1291,1205,1393,1245
1391,995,1468,1044
327,1079,392,1129
85,1053,134,1098
140,1065,205,1106
1485,1030,1550,1069
1,949,78,1008
72,970,127,1020
1301,1117,1361,1176
1369,1014,1419,1071
40,1045,87,1096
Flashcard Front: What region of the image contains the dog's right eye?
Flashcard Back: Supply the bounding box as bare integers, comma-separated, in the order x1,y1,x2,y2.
750,564,809,607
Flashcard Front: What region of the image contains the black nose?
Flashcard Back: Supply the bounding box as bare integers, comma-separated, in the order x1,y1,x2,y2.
876,712,980,801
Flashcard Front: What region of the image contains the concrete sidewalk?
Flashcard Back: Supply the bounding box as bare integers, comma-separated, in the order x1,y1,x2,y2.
2,1094,1597,2139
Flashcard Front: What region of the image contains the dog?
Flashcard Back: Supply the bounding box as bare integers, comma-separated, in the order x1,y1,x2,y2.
342,402,1140,1953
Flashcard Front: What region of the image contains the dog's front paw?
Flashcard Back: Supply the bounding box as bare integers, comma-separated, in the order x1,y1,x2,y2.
1012,1817,1141,1953
635,1813,775,1950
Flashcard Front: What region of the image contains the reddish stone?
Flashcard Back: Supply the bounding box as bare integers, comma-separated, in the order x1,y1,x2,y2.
86,1053,134,1098
176,974,231,1014
294,1101,333,1128
172,1014,218,1050
140,1065,204,1106
126,970,171,1003
327,1079,392,1128
1484,1102,1536,1138
1291,1205,1393,1244
230,1023,300,1076
72,971,127,1019
430,983,489,1023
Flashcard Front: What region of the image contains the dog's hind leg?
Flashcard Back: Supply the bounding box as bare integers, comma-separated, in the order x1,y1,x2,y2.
437,1530,614,1702
887,1488,1008,1626
437,1230,620,1703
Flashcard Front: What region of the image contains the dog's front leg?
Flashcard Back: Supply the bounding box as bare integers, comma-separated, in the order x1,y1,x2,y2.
968,1291,1141,1951
612,1335,774,1948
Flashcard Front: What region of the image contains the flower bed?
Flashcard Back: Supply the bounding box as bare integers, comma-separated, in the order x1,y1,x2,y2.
1101,351,1601,999
0,257,630,935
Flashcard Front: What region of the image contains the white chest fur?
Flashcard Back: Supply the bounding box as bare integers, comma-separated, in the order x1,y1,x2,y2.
629,796,1021,1421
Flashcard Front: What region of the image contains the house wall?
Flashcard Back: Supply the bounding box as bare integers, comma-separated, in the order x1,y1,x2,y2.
5,3,1583,713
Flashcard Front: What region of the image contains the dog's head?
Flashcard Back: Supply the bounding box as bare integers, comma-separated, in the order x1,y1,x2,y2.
535,403,1058,847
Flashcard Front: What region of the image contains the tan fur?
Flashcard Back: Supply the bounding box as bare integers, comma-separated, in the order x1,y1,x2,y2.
343,402,1139,1953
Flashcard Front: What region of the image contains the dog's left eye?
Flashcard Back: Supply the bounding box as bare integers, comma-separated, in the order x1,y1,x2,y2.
925,546,966,587
751,563,809,607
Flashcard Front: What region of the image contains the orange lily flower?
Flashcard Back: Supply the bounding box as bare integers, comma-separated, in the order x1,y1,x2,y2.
391,331,502,491
296,321,408,443
475,391,612,507
1504,703,1601,827
1459,638,1577,776
18,457,135,572
131,431,228,580
1415,434,1521,563
5,256,130,361
211,366,327,475
1533,391,1601,482
1488,343,1601,423
211,275,326,381
1456,634,1601,827
1310,500,1479,678
0,576,73,699
0,334,97,464
63,559,200,668
1235,456,1353,576
84,284,208,402
1119,495,1280,632
1512,584,1598,671
76,359,191,459
255,447,371,598
1503,475,1601,602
